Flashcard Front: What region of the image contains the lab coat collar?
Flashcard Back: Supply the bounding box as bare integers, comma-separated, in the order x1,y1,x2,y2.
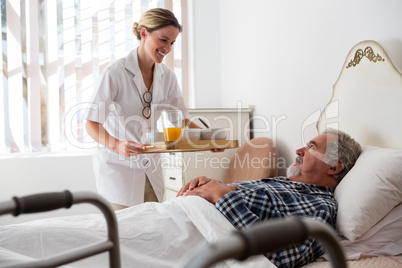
125,48,164,128
125,48,164,96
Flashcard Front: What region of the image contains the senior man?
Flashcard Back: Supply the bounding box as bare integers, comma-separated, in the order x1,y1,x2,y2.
178,128,362,268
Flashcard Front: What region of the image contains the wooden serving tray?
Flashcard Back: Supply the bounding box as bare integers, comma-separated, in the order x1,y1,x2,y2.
141,140,239,153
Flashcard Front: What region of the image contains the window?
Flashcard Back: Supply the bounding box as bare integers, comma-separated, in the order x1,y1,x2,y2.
0,0,187,154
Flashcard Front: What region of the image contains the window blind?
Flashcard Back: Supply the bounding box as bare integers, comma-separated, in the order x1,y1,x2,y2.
0,0,187,154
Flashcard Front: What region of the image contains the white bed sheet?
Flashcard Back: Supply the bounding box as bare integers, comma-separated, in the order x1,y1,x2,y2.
0,196,274,268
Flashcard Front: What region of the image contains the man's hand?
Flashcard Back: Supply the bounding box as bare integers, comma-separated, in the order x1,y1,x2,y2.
181,179,237,204
177,176,212,197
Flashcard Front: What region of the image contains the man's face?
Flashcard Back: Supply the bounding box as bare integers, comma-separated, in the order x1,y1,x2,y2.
287,133,338,185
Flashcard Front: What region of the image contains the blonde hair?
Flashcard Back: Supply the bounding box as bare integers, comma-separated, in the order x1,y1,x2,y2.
132,8,182,41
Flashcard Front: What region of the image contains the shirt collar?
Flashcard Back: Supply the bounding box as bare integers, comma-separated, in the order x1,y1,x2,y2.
268,177,334,195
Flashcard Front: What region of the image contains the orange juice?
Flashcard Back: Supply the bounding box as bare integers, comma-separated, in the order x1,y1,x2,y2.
163,127,182,142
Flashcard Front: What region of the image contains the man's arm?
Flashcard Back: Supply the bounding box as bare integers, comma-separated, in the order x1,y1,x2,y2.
180,178,237,204
215,190,264,229
180,178,270,229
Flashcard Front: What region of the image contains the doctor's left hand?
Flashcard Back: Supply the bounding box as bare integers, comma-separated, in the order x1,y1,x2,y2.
116,140,144,157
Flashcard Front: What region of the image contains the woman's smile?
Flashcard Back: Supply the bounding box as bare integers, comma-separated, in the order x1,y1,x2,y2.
157,49,167,57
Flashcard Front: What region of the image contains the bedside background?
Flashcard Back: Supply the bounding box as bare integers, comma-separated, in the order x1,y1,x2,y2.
163,108,251,199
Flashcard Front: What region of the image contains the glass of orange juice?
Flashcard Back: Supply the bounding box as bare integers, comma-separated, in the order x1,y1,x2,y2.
161,110,182,149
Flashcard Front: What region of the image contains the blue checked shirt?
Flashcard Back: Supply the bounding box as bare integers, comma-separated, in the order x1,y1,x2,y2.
215,177,337,268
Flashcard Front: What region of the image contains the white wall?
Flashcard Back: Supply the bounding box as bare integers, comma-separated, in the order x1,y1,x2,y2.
188,0,221,107
0,153,98,225
192,0,402,174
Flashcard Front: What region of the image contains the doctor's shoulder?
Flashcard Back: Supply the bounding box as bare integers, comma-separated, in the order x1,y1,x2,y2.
103,57,126,76
96,58,129,87
95,58,129,96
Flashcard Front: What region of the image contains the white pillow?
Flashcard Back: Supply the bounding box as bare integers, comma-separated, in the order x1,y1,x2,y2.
335,146,402,241
340,203,402,259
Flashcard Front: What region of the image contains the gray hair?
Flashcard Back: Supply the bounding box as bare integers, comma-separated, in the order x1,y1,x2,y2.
323,128,362,184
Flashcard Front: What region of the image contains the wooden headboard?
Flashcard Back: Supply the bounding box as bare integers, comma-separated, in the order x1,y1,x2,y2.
317,40,402,149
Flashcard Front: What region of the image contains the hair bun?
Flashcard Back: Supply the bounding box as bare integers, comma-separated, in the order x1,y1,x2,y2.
132,22,141,40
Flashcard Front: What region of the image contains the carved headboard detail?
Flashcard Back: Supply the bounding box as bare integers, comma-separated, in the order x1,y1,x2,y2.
346,46,385,68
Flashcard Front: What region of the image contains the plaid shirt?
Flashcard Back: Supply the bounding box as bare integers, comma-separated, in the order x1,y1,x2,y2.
215,177,337,268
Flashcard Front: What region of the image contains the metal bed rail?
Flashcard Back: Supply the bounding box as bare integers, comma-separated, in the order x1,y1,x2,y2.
0,190,121,268
182,216,347,268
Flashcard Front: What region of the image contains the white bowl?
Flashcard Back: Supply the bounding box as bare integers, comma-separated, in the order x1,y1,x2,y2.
181,128,202,141
200,128,229,140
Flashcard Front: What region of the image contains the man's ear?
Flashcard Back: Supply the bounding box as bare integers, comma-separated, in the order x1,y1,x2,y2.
327,161,343,176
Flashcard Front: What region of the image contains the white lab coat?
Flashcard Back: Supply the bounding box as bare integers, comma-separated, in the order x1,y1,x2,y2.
85,47,189,206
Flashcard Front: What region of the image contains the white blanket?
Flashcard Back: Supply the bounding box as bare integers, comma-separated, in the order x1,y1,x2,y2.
0,196,274,268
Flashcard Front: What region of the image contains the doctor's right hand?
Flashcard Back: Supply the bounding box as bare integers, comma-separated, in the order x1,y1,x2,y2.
116,140,145,157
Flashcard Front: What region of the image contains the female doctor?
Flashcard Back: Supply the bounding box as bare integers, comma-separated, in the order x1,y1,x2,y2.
84,8,200,210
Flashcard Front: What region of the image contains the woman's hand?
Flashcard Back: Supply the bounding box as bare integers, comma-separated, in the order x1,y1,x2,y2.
85,120,144,157
177,176,211,197
183,179,237,204
117,140,145,157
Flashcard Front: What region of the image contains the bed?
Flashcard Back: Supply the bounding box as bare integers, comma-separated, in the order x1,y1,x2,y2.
0,40,401,268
